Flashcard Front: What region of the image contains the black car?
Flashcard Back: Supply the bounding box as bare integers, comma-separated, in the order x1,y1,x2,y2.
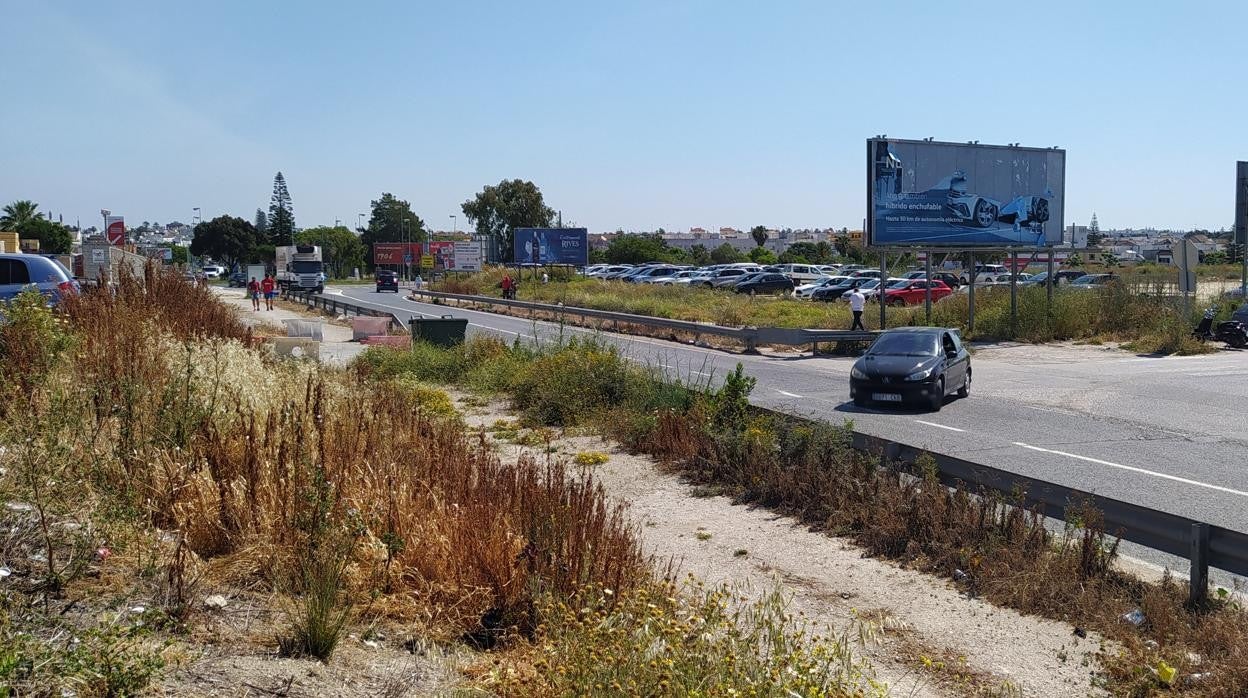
376,270,399,293
734,273,794,295
930,272,960,289
227,270,248,287
812,277,871,302
849,327,970,411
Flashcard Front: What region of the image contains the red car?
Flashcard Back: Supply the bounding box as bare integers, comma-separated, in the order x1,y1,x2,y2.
882,279,953,306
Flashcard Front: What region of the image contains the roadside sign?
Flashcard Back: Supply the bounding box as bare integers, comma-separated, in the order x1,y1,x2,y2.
1172,239,1199,293
403,251,413,264
421,255,434,269
105,216,125,246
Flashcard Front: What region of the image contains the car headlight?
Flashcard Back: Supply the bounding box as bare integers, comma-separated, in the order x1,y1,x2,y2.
905,368,933,381
850,366,868,380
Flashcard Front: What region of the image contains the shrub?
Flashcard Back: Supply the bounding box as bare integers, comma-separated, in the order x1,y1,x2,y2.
279,548,353,662
573,451,609,466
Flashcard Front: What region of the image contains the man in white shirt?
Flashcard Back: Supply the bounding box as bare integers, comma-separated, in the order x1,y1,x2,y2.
848,288,866,331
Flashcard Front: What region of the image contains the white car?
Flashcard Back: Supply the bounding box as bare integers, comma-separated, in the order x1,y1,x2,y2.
201,265,225,279
840,277,907,303
794,275,850,299
959,264,1010,284
673,270,715,286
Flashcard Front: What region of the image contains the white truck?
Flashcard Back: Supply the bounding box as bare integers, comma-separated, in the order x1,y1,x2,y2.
275,244,324,294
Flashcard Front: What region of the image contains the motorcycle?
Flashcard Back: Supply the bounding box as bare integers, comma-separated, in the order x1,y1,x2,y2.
1192,308,1248,348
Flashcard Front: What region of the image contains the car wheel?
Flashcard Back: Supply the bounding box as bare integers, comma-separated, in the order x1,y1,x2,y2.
889,298,905,307
957,369,971,398
929,377,944,412
973,200,996,228
853,396,867,408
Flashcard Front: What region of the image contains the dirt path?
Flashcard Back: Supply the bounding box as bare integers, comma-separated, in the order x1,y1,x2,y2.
458,397,1105,697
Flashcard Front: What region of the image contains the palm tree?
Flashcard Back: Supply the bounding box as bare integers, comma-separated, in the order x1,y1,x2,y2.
1,200,40,230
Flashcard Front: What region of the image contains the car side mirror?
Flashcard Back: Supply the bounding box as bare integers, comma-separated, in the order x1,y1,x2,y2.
945,349,957,359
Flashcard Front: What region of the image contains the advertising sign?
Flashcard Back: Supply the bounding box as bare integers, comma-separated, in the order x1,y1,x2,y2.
105,215,126,246
428,241,455,271
372,242,422,266
513,228,588,265
450,241,482,271
868,139,1065,248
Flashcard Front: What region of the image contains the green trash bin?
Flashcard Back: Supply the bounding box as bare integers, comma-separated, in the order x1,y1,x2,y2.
409,315,468,347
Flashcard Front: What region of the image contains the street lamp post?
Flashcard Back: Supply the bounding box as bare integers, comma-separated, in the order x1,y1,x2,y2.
357,213,365,232
450,215,457,237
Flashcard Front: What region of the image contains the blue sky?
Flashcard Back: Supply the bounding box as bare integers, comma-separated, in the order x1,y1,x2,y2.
3,1,1245,233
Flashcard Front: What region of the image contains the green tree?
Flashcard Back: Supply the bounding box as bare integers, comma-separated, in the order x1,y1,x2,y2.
171,245,189,266
190,215,264,268
778,241,836,265
296,226,366,279
749,225,768,248
1065,252,1084,267
268,171,295,246
688,244,711,266
748,247,777,264
710,243,744,264
461,179,555,262
1201,250,1228,266
602,234,685,264
1100,252,1120,268
0,200,40,229
254,208,268,237
18,218,73,254
361,193,425,268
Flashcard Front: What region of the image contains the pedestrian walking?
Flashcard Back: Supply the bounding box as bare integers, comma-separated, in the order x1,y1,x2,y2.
541,271,549,284
848,287,866,331
413,274,423,291
261,274,276,310
247,277,261,311
500,273,515,300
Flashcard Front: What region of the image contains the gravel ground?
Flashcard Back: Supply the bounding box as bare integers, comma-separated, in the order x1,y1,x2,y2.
458,396,1107,697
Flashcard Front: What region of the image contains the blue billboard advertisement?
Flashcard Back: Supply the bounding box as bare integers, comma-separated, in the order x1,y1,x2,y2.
513,228,589,265
868,139,1065,248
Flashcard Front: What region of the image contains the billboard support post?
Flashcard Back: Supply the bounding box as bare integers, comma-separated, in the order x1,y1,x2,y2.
924,252,932,325
1236,161,1247,298
1009,247,1018,338
967,252,976,334
1046,252,1055,330
879,252,887,329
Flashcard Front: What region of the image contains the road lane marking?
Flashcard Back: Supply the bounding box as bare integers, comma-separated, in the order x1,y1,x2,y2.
915,420,965,432
1012,442,1248,498
776,390,804,398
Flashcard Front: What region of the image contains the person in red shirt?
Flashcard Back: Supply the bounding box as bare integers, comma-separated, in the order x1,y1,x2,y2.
246,277,261,310
500,274,515,300
261,274,276,310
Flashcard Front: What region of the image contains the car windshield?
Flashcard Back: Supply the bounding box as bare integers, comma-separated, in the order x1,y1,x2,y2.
869,333,941,357
293,261,321,274
1071,276,1097,285
858,279,881,290
887,280,912,289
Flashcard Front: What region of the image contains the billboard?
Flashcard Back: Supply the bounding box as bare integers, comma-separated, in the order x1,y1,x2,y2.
105,215,126,246
372,242,422,266
1236,161,1247,247
513,228,588,265
429,241,455,271
868,139,1065,248
450,241,482,271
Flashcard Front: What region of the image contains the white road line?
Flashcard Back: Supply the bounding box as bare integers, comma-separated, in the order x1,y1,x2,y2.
1012,442,1248,498
775,390,804,398
915,420,965,432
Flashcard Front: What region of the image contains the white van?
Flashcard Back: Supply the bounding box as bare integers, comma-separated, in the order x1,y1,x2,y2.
776,263,824,284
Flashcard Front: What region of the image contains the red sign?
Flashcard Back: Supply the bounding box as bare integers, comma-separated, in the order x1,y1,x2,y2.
105,216,126,246
372,242,422,266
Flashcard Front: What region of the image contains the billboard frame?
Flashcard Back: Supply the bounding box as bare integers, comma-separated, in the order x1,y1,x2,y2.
866,138,1066,250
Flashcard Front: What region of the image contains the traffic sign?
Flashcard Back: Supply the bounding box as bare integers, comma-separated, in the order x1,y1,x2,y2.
1171,239,1199,293
105,216,126,246
421,255,434,269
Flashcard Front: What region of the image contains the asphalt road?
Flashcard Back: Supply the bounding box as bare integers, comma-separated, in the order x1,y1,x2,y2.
334,285,1248,582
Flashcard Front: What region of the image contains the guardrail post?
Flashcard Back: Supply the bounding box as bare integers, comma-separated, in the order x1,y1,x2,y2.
1189,522,1210,607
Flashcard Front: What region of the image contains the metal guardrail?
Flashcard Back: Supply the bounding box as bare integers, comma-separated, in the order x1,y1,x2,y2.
849,431,1247,603
283,289,406,332
290,286,1243,601
408,289,879,351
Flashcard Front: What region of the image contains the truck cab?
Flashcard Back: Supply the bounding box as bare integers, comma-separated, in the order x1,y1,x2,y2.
275,245,324,293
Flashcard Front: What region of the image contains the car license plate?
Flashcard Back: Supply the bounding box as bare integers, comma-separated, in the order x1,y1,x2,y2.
872,393,903,402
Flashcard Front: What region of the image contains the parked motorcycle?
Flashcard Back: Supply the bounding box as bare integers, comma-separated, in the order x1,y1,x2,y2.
1192,308,1248,348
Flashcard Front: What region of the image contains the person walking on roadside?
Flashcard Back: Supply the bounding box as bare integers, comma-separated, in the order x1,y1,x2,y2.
247,277,261,311
500,273,515,300
261,274,276,311
848,287,866,331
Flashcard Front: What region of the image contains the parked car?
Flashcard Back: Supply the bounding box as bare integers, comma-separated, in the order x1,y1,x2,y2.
900,271,929,280
227,270,248,287
849,327,971,411
201,264,225,279
849,269,882,279
1021,270,1086,287
673,270,715,286
1067,273,1118,290
376,270,399,293
812,277,874,302
931,272,961,289
841,277,907,303
794,275,850,299
775,264,825,284
1233,303,1248,326
734,273,795,296
882,279,955,306
959,264,1009,284
705,268,756,288
0,253,79,304
627,266,681,283
588,265,632,278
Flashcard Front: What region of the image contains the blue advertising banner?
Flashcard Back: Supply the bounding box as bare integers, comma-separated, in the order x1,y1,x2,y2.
513,228,588,265
868,139,1065,248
